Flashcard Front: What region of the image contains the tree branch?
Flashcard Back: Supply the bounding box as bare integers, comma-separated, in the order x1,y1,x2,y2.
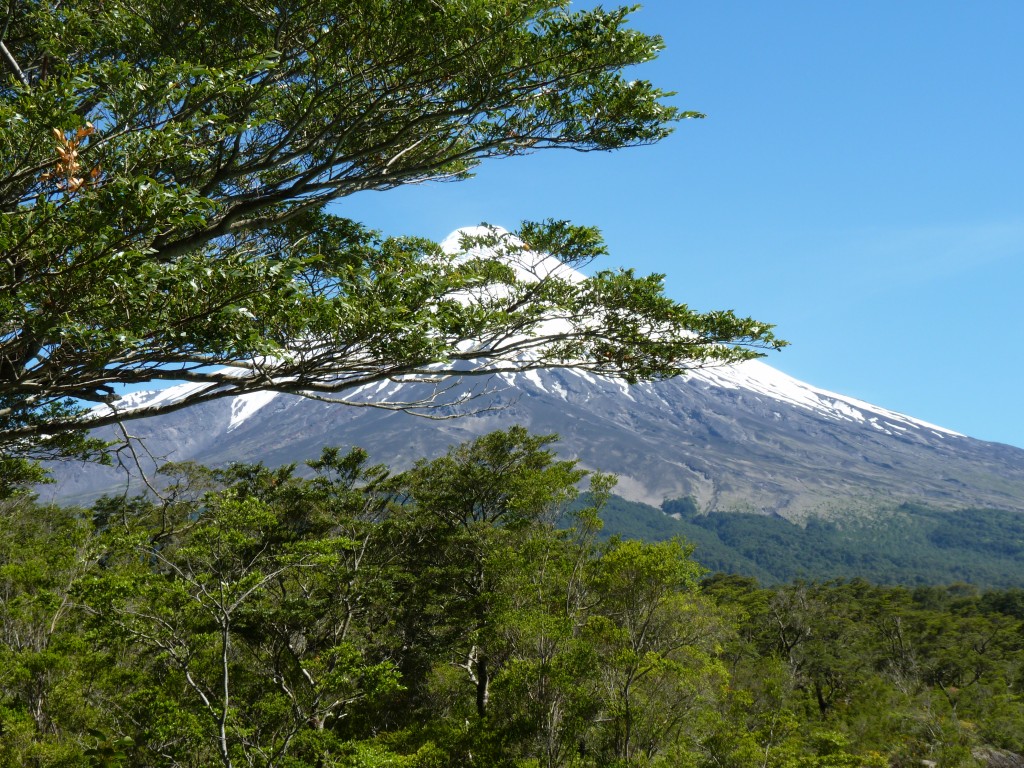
0,40,27,87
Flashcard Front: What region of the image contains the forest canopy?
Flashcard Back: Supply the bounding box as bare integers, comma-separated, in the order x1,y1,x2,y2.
1,428,1022,767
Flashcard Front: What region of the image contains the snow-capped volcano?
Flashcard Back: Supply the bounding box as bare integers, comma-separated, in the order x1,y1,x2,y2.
46,350,1024,520
43,229,1024,519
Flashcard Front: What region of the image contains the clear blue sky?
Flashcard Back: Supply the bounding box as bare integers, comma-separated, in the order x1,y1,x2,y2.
334,1,1024,449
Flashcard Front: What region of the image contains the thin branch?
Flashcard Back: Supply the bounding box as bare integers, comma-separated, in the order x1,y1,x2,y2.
0,40,27,87
113,420,166,499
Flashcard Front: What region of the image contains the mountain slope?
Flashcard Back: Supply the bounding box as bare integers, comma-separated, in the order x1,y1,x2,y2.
587,494,1024,587
45,356,1024,521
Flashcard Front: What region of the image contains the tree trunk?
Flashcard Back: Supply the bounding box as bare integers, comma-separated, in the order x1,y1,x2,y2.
475,653,489,718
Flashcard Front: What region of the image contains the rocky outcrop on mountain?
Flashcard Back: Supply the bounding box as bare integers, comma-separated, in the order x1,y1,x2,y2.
973,749,1024,768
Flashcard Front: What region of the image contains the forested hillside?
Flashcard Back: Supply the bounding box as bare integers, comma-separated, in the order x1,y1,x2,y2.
2,429,1022,767
594,496,1024,588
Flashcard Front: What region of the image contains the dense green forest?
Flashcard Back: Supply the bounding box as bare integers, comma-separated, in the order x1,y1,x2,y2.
595,496,1024,589
2,429,1023,767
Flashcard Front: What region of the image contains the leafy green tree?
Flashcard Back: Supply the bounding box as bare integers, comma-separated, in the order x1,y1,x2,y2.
88,495,295,767
223,450,407,754
389,430,736,767
397,427,590,723
84,469,406,768
583,538,726,765
759,581,885,721
0,500,104,766
0,0,783,480
477,482,613,768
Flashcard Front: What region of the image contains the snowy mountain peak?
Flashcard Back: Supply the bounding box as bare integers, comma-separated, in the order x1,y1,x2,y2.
440,226,587,285
59,224,1024,519
686,359,961,439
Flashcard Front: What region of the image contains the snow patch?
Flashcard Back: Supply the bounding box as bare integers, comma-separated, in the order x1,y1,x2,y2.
549,378,568,401
569,369,599,386
522,369,548,394
92,380,213,418
613,377,636,402
829,400,865,423
228,391,278,431
691,359,961,438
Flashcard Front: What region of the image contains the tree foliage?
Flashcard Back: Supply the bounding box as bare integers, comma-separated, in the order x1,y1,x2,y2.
0,0,783,467
1,430,1023,766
